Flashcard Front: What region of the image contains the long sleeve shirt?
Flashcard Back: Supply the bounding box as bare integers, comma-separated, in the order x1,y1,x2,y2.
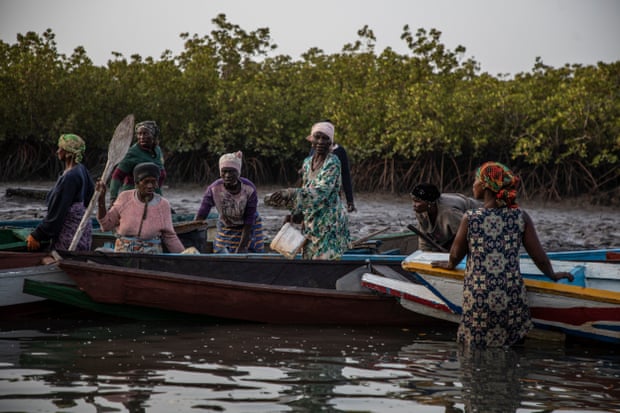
109,144,166,201
196,177,259,227
31,164,94,243
98,189,184,253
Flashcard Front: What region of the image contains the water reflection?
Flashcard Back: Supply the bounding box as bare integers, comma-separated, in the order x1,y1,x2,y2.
0,319,618,412
398,340,620,413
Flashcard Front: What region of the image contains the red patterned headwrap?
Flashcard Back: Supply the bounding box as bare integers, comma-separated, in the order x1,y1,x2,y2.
476,161,520,208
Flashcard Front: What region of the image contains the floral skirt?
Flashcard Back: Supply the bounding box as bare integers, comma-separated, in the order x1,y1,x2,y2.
114,236,162,254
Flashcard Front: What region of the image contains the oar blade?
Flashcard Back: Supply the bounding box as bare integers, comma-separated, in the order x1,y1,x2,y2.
101,114,135,182
68,114,134,251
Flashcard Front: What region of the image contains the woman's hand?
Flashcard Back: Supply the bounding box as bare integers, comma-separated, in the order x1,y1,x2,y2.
549,271,575,282
26,234,41,251
270,189,293,204
270,191,285,203
95,179,107,194
431,260,453,269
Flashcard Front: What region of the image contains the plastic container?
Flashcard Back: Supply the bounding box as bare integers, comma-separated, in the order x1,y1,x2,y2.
270,223,306,259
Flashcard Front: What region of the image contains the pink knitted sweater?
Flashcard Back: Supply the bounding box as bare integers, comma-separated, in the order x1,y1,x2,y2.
99,190,184,253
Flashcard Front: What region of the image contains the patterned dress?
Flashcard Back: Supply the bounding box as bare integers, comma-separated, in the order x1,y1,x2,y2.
291,153,350,260
458,207,533,347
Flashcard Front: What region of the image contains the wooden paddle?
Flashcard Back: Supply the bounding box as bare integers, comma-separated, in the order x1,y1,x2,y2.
406,224,448,252
68,114,135,251
350,226,390,248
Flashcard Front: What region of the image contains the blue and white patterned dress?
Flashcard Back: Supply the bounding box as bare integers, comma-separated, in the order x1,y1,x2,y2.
458,207,533,347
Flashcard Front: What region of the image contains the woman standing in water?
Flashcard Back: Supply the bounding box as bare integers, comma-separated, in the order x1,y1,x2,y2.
432,161,573,348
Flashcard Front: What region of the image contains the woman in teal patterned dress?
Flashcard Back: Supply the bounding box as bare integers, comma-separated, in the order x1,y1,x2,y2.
271,121,350,259
432,161,573,348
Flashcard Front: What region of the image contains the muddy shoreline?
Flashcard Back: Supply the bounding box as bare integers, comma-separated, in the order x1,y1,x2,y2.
2,181,619,252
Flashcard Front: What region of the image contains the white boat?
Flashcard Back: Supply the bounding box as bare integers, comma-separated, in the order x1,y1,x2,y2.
0,264,73,313
362,251,620,344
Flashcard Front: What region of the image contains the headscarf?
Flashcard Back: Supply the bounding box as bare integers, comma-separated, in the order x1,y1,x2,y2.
58,134,86,163
135,121,160,140
411,183,441,203
307,121,334,143
219,151,243,174
133,162,161,184
476,161,520,208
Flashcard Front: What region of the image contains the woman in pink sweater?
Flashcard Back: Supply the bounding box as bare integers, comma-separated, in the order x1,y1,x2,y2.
96,162,184,253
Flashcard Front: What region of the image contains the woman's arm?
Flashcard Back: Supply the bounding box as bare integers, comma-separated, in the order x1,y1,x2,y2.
522,211,574,282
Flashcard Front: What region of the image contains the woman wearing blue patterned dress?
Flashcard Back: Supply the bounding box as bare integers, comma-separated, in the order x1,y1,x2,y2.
432,161,573,348
271,121,351,260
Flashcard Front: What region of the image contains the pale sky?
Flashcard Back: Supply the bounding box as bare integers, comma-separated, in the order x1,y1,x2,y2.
1,0,619,76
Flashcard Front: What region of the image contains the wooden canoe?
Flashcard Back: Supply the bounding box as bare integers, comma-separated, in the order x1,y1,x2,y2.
41,249,436,325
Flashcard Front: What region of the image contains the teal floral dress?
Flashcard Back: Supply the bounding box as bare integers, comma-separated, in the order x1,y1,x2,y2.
458,207,533,347
291,153,350,260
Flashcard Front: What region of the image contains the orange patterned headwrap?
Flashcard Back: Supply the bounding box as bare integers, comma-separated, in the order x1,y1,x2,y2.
476,161,520,208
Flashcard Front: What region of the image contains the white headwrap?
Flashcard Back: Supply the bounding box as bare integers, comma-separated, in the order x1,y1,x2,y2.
219,151,243,173
307,121,334,143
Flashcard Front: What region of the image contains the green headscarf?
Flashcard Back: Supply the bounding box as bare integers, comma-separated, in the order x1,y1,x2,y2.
58,134,86,163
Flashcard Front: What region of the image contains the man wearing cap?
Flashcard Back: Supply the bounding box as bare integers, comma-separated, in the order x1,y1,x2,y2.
411,183,481,252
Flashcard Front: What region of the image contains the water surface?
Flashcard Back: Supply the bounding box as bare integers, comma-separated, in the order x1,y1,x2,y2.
1,313,618,412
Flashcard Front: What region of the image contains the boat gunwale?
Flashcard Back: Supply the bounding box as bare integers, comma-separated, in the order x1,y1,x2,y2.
401,262,620,304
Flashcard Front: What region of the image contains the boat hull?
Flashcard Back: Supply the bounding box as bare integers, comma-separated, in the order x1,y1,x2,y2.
0,264,73,313
362,254,620,343
57,259,435,325
388,253,620,343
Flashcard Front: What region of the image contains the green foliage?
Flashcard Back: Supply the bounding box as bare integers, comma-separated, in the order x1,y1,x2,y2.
1,17,618,199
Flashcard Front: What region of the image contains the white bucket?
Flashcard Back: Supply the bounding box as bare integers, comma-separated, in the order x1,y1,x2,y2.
270,223,306,259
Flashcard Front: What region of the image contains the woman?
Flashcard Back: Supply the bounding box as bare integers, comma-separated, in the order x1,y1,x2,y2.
411,182,480,252
307,120,356,212
109,120,166,204
27,134,95,252
432,161,573,348
271,121,350,260
195,151,264,253
96,162,184,253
